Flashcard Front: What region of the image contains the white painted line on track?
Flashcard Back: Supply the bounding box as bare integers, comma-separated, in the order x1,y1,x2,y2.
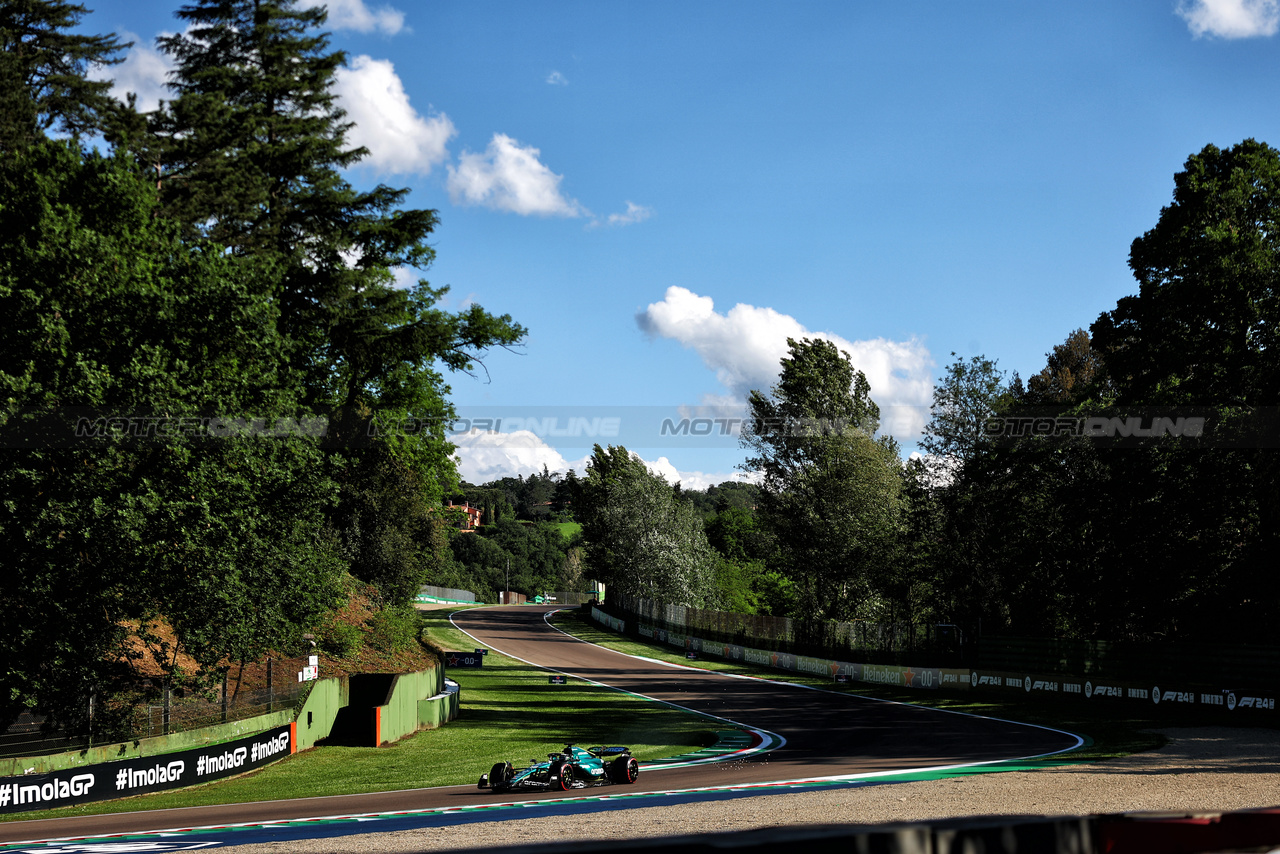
447,607,785,768
452,605,1085,767
550,607,1086,762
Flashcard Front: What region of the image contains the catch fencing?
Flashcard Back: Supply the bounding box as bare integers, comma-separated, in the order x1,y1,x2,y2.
1,656,313,759
415,584,476,604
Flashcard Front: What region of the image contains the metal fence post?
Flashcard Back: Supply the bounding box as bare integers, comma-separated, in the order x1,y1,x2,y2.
163,683,171,735
221,672,229,723
267,658,274,713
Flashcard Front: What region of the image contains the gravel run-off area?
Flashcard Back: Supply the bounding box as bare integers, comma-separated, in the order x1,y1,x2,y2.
231,727,1280,853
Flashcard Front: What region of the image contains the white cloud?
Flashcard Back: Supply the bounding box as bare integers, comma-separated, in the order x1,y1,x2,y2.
94,31,172,112
390,267,421,289
636,286,935,441
451,429,743,489
334,55,455,175
1177,0,1279,37
298,0,406,35
452,429,584,484
447,133,587,217
607,201,654,226
546,71,569,86
641,457,754,491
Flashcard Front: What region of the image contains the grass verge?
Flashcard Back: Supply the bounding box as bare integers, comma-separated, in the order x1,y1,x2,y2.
2,607,714,824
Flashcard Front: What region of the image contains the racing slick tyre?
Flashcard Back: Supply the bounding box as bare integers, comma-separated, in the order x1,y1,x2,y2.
550,761,574,791
488,762,511,791
609,755,640,784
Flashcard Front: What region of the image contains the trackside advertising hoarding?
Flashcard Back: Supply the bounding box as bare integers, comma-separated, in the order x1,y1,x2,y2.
967,670,1277,715
591,607,625,634
619,615,1278,718
0,723,295,814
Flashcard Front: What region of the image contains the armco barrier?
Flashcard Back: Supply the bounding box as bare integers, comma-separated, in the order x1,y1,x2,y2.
980,634,1280,692
629,617,966,691
592,606,624,633
965,666,1277,718
417,584,476,603
0,724,295,815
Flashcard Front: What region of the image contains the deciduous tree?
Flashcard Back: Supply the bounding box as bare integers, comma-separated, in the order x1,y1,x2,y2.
742,339,903,621
577,445,718,606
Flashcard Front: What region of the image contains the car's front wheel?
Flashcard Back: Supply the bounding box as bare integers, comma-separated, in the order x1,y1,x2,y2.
488,762,510,790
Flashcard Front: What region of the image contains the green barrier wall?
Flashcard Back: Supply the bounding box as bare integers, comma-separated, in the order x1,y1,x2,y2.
294,676,349,751
375,667,456,746
4,665,458,775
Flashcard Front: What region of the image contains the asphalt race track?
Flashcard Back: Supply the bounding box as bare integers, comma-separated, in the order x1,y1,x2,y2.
0,605,1082,849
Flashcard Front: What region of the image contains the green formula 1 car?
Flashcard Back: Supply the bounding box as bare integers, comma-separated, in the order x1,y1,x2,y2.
478,744,640,792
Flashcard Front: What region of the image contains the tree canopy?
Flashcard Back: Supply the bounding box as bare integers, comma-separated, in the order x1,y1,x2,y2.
0,0,525,735
742,339,902,621
576,445,719,607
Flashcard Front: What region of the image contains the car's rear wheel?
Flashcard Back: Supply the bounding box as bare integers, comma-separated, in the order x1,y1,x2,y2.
610,755,640,784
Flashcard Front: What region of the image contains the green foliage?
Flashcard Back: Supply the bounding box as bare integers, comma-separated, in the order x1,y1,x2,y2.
751,570,798,617
577,445,719,607
366,605,420,654
0,0,126,150
1094,139,1280,406
918,352,1008,470
465,466,568,523
329,445,449,607
140,0,525,425
0,139,347,729
911,141,1280,643
0,0,526,733
1021,329,1105,406
704,506,772,565
130,0,526,619
317,620,363,658
742,339,903,621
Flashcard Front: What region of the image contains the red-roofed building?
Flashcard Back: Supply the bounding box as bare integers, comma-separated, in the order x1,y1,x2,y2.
446,500,483,532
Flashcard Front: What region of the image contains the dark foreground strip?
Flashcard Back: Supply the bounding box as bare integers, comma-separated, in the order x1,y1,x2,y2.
10,799,1280,853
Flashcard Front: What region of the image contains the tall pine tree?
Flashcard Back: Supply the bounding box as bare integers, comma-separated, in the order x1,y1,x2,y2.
0,0,126,150
137,0,525,600
142,0,523,454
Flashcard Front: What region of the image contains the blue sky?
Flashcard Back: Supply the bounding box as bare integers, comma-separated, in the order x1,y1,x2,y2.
83,0,1280,487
